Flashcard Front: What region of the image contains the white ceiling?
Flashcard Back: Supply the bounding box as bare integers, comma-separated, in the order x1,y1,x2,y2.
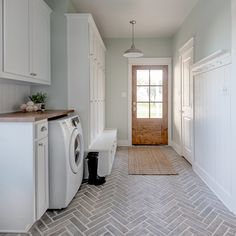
72,0,198,38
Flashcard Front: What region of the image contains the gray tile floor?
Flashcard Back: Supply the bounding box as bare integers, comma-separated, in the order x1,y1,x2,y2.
2,146,236,236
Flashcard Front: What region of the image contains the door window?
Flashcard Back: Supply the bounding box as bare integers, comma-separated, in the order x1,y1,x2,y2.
136,69,163,118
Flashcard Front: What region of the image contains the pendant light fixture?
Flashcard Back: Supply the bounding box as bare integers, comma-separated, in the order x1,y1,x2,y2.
123,20,143,58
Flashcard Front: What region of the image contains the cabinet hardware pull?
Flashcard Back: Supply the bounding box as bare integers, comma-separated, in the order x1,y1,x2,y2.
38,143,43,146
41,126,47,132
30,73,37,76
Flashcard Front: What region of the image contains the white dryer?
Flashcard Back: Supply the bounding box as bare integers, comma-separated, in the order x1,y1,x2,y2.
48,114,84,209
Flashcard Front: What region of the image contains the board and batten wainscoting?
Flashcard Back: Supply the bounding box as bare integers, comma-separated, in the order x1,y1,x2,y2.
232,0,236,215
0,81,30,114
192,51,233,212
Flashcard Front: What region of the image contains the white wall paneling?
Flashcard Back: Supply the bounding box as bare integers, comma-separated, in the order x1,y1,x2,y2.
127,57,172,146
192,51,233,212
231,0,236,214
0,80,30,113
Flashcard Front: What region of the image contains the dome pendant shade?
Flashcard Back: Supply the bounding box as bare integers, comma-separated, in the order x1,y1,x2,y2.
123,44,144,58
123,20,143,58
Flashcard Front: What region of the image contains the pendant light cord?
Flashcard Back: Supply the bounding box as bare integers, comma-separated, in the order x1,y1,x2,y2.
130,20,136,46
132,22,134,45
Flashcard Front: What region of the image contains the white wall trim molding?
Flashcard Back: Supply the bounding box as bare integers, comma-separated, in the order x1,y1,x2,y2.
193,50,233,214
193,163,233,212
127,57,172,146
179,37,194,55
192,50,231,76
169,140,182,156
117,139,129,147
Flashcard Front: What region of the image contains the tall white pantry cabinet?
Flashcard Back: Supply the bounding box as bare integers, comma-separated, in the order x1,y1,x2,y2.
66,14,106,150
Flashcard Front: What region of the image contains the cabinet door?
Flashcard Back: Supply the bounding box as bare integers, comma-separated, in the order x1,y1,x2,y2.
90,58,94,101
3,0,30,77
35,137,49,220
30,0,51,82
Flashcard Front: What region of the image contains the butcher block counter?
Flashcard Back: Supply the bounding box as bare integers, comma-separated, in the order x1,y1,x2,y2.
0,109,74,122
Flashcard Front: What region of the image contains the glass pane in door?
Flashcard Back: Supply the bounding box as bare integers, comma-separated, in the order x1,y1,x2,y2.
137,70,149,85
150,70,163,85
150,103,163,118
150,87,163,102
137,103,149,118
137,86,149,102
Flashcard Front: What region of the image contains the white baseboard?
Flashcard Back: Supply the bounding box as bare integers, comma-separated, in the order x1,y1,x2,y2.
117,139,130,146
170,140,182,155
193,162,233,213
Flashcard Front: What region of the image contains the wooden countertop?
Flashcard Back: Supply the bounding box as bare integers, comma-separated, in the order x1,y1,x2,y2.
0,110,75,122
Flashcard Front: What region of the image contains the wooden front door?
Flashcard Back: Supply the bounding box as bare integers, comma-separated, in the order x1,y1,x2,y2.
132,65,168,145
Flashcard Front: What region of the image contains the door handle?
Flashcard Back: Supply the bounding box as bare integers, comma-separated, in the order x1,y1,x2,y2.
133,103,136,112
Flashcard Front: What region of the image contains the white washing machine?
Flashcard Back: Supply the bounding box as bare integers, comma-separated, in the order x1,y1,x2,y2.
48,114,84,209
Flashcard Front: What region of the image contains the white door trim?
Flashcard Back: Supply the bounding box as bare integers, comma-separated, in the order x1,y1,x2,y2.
179,37,194,163
127,57,172,146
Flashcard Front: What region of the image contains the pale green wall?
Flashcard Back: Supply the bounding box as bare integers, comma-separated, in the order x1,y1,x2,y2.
32,0,231,145
31,0,77,109
172,0,231,146
173,0,231,62
105,38,172,141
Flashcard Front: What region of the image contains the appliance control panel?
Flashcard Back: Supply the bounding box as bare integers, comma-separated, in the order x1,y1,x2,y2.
72,117,80,127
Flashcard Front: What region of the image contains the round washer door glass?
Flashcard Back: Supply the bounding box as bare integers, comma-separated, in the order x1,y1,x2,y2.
69,130,84,173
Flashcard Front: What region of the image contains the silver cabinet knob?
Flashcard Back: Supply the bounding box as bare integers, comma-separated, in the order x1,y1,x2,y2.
41,126,47,132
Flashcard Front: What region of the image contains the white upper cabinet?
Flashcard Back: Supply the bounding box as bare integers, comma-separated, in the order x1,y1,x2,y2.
0,0,51,84
3,0,30,77
30,0,51,83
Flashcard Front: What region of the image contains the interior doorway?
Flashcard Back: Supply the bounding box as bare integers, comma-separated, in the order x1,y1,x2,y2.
132,65,168,145
179,38,194,164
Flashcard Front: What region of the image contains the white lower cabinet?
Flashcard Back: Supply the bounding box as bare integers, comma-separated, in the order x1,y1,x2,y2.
0,120,49,232
35,136,49,220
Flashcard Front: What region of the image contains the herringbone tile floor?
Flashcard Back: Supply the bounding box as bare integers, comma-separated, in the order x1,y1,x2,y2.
2,146,236,236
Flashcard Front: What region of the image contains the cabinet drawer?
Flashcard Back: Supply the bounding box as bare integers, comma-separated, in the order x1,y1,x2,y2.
35,121,48,139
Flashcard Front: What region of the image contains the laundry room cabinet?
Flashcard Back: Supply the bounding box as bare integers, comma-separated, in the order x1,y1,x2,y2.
0,0,51,84
66,14,106,150
35,121,49,220
66,14,117,177
0,119,49,232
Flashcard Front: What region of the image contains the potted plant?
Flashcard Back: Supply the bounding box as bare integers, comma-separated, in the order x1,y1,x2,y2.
29,92,47,111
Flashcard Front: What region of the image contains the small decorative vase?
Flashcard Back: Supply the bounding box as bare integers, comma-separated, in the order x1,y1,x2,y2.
41,103,46,112
35,103,42,111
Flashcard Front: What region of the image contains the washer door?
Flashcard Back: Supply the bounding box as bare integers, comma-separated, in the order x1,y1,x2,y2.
69,129,84,174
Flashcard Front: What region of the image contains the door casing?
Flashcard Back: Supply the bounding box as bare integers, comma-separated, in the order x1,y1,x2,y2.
179,38,194,164
127,58,172,146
